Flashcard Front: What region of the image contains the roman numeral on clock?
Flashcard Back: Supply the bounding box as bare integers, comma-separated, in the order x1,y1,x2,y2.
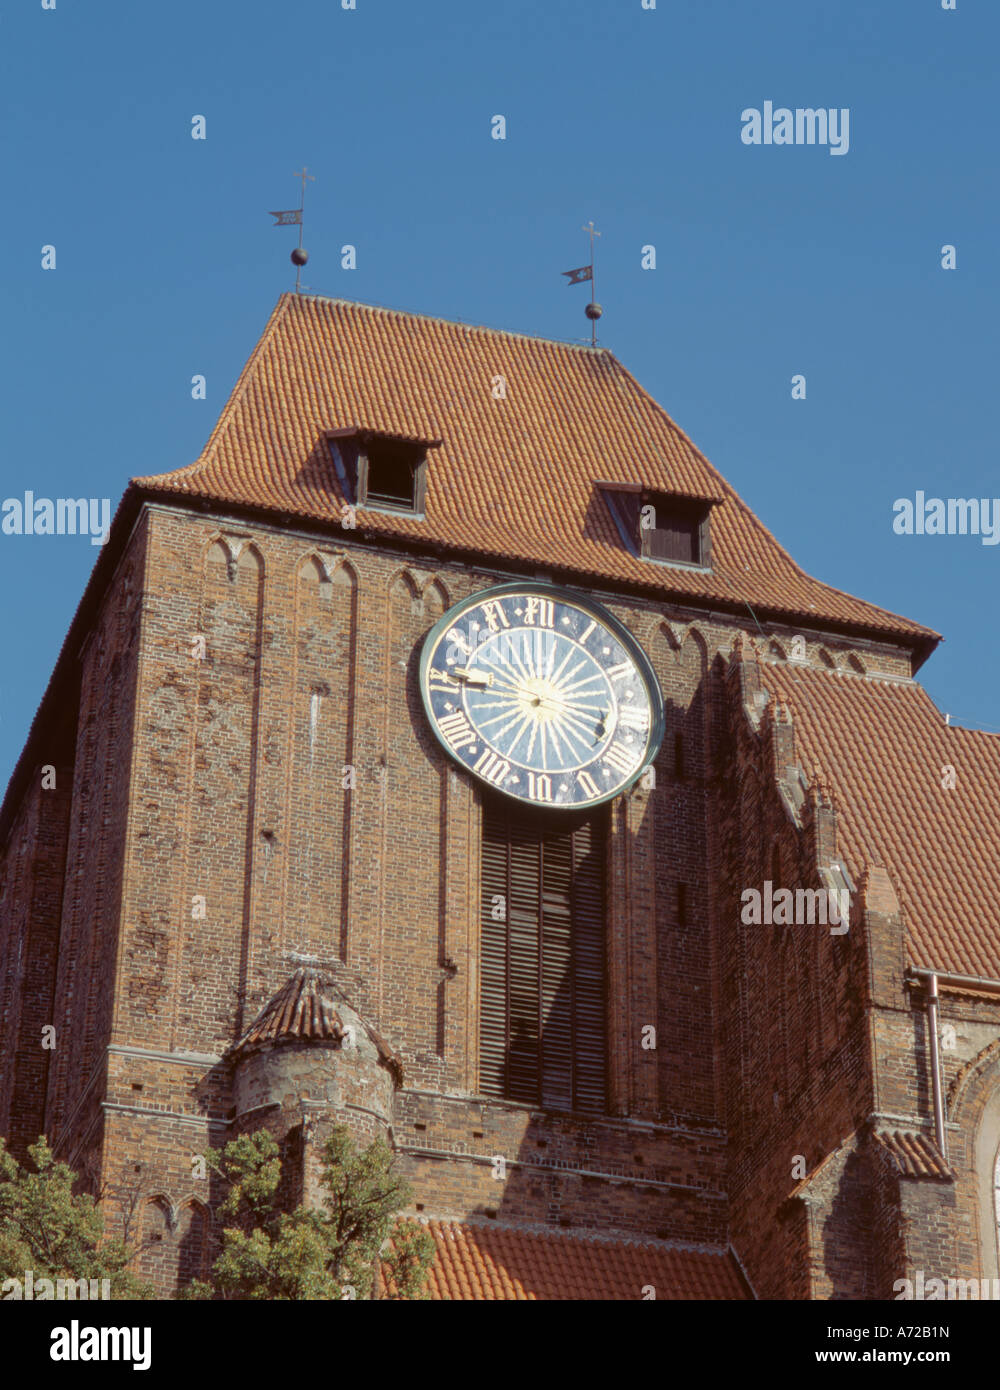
428,667,460,693
617,704,648,730
524,597,554,628
603,742,638,777
438,710,477,751
527,772,553,802
473,749,511,785
606,661,633,683
480,600,511,632
577,769,600,798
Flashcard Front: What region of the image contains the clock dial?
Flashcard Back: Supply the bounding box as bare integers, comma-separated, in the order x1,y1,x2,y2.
420,584,664,808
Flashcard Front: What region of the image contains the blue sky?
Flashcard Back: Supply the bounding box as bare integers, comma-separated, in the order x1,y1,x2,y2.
1,0,996,788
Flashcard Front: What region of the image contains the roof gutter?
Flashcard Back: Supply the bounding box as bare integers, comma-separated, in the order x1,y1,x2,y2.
908,965,1000,997
133,486,941,651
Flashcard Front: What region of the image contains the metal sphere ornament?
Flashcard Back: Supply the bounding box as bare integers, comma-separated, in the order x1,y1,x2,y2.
291,247,309,267
585,302,603,321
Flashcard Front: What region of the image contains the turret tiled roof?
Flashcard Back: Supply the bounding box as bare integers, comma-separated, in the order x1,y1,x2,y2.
229,969,402,1083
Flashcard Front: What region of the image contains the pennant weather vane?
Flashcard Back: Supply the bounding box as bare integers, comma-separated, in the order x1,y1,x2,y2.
269,166,314,292
562,219,603,345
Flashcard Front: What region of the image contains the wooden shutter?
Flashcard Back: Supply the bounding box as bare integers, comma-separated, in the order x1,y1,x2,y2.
480,798,607,1113
480,828,511,1102
647,513,700,563
569,818,607,1113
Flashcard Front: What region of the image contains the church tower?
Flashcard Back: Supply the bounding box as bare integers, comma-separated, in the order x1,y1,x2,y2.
3,294,999,1300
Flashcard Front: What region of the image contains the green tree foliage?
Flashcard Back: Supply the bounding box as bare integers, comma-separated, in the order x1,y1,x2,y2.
180,1126,434,1300
0,1137,154,1299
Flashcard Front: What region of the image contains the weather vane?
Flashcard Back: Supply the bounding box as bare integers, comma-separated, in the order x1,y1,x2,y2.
269,167,315,293
561,220,602,346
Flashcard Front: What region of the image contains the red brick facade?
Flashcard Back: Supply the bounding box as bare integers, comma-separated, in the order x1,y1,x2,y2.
2,296,999,1299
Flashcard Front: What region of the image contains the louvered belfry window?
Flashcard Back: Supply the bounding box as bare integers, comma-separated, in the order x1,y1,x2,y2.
480,796,607,1114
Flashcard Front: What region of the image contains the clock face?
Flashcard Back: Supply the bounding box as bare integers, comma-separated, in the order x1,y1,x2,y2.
419,583,665,809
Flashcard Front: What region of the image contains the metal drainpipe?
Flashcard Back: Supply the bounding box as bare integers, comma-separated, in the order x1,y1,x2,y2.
925,973,947,1162
909,966,1000,1158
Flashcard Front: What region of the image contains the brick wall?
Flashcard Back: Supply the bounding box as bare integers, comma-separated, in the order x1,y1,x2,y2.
5,494,994,1299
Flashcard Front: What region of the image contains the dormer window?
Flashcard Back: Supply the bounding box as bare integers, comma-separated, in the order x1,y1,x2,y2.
639,493,710,564
363,437,425,512
598,483,713,569
327,428,440,517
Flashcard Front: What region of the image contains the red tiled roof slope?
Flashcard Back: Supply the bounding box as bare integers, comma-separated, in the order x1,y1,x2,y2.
382,1220,751,1300
133,295,936,647
760,662,1000,979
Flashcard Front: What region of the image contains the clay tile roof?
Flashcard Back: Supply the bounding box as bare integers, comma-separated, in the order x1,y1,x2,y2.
758,661,1000,980
131,294,937,650
381,1219,752,1300
234,969,344,1050
873,1130,956,1181
229,969,402,1081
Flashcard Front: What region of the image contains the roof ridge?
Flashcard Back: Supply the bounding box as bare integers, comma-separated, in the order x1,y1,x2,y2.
759,657,918,688
410,1213,733,1255
280,290,615,355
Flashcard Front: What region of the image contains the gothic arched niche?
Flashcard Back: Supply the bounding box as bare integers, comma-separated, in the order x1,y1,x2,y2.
655,618,682,653
136,1195,172,1285
389,568,421,614
205,536,230,575
298,553,331,594
203,536,263,610
679,626,709,776
175,1198,211,1288
134,1193,211,1294
975,1079,1000,1279
422,577,449,617
286,555,357,960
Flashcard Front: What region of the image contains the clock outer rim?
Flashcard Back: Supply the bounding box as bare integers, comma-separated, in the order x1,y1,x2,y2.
418,581,666,810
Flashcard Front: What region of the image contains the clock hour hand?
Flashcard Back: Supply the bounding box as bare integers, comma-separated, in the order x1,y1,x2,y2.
452,666,493,688
593,709,608,743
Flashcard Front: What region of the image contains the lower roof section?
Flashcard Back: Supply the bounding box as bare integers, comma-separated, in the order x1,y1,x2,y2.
758,659,1000,980
382,1218,753,1300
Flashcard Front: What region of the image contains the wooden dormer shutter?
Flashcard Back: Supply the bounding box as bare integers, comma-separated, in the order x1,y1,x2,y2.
640,494,710,565
596,482,713,568
326,428,437,515
480,798,607,1114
